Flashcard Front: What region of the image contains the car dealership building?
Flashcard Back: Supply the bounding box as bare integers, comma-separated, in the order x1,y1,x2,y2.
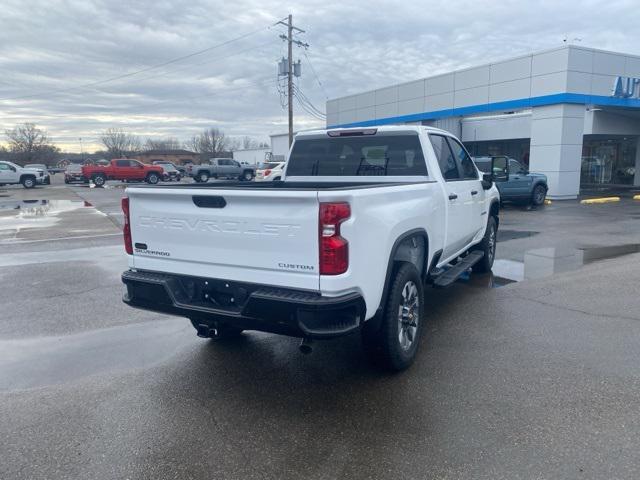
326,45,640,198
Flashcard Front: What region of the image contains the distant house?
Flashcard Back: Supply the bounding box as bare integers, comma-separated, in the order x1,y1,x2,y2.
133,149,199,165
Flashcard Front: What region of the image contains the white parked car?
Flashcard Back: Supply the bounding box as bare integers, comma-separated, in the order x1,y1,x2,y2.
255,162,285,181
0,161,47,188
120,126,503,371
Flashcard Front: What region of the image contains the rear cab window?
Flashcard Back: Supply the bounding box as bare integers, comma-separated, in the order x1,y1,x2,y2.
286,132,428,177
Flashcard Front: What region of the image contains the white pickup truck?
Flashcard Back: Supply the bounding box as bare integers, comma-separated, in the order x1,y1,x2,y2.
121,126,505,370
0,160,47,188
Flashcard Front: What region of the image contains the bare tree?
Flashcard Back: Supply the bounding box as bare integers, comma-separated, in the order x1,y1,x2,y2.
144,137,182,151
5,123,59,165
100,128,141,158
186,127,229,161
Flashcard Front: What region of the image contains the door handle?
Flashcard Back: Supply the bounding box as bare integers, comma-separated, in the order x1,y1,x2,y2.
448,194,458,200
471,190,478,195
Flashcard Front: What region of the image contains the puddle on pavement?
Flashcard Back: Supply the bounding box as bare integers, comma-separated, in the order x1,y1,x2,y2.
478,243,640,286
0,318,191,391
0,199,96,238
497,230,540,241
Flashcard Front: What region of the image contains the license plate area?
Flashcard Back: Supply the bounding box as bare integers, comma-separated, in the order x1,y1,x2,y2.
175,276,255,313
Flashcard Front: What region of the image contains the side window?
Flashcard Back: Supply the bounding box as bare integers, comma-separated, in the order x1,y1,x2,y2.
232,161,240,167
115,160,129,167
430,134,460,180
0,163,9,171
218,159,229,166
447,138,478,180
509,159,524,174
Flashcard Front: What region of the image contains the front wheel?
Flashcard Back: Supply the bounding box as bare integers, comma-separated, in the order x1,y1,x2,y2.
531,184,547,206
362,263,424,371
22,176,36,189
146,173,160,184
242,170,254,181
472,216,497,273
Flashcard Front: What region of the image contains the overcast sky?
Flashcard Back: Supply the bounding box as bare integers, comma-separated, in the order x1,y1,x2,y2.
0,0,638,152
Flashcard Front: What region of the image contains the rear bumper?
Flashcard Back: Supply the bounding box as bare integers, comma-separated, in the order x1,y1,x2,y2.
122,270,365,339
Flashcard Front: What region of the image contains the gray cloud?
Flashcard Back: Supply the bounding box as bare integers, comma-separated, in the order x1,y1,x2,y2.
0,0,638,151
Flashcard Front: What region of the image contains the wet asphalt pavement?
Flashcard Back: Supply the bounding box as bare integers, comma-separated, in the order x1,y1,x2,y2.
1,176,640,479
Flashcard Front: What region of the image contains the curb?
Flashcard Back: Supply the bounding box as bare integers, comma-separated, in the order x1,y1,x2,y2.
580,197,621,205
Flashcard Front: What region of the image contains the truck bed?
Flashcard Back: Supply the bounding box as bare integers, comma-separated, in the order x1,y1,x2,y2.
130,180,431,190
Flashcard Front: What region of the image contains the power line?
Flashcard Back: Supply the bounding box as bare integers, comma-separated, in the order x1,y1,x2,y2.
302,50,328,99
0,23,274,102
293,84,325,117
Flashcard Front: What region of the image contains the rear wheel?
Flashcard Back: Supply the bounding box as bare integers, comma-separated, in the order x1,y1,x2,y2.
93,174,106,187
242,170,254,181
198,172,210,183
472,216,497,273
362,263,424,371
531,184,547,206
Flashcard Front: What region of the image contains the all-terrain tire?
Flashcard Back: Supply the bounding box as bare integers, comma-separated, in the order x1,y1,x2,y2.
472,216,497,273
362,263,424,371
531,184,547,206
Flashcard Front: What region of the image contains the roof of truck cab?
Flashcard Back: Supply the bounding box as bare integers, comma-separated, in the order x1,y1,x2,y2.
296,125,451,137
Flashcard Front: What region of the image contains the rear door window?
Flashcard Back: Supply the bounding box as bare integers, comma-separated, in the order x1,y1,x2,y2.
115,160,129,167
286,134,428,176
429,134,460,181
446,137,478,180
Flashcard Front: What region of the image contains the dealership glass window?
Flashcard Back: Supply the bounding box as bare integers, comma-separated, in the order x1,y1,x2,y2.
464,139,531,168
581,137,637,186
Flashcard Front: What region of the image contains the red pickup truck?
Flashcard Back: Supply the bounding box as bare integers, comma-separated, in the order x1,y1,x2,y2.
82,159,164,187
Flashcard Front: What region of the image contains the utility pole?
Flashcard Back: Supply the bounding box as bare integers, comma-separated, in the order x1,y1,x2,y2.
287,14,293,147
277,15,307,147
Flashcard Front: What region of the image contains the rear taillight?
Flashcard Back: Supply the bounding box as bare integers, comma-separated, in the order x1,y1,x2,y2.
319,202,350,275
121,197,133,255
264,169,272,176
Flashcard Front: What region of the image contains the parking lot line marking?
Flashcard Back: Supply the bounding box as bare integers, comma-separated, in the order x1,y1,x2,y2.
0,232,122,245
580,197,621,205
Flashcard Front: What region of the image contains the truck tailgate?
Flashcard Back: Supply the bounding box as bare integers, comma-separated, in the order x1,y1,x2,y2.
127,187,320,291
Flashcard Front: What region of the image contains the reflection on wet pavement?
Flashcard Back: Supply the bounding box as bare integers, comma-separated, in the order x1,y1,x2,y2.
492,244,640,283
0,318,191,391
0,199,109,242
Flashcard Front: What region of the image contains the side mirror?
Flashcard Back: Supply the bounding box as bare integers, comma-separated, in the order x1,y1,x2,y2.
10,166,16,172
491,156,509,183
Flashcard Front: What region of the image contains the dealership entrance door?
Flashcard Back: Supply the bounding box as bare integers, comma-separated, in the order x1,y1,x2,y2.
581,136,638,187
